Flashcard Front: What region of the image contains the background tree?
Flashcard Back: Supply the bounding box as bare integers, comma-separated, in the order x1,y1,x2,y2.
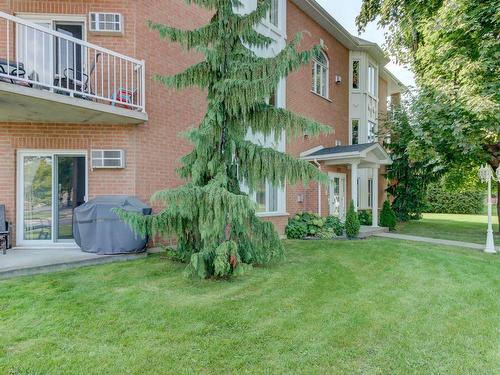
357,0,500,230
383,101,438,221
118,0,330,278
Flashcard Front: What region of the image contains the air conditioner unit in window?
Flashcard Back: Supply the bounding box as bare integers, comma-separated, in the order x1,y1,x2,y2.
91,150,125,169
89,13,123,33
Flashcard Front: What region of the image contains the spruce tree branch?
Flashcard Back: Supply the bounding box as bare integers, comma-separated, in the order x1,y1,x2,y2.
148,20,218,50
153,62,213,89
235,139,329,190
243,104,332,141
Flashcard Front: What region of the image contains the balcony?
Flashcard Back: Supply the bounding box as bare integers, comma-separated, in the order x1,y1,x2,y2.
0,12,147,125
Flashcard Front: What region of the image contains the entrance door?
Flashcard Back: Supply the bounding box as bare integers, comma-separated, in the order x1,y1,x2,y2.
328,172,346,220
17,151,87,246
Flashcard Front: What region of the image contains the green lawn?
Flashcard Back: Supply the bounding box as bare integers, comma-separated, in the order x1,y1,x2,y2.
398,212,500,245
1,240,499,374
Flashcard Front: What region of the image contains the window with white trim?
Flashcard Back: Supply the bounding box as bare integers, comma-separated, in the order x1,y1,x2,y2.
351,119,359,145
352,60,360,89
368,64,377,96
90,13,123,33
368,121,377,142
268,0,279,28
245,90,285,215
311,50,329,98
368,178,373,208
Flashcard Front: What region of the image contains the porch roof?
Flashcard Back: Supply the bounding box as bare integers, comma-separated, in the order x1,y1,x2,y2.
300,143,393,168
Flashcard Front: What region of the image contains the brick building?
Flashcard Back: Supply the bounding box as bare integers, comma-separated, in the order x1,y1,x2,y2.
0,0,404,247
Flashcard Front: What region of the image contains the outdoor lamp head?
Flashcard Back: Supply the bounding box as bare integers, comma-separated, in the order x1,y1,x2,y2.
478,164,493,183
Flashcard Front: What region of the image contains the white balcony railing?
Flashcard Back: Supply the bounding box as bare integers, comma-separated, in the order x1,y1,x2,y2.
0,11,145,112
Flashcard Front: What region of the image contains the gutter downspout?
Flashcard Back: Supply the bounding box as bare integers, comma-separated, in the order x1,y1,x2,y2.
313,159,322,216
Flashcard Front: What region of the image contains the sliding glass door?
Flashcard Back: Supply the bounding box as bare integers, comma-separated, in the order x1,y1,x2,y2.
17,151,87,246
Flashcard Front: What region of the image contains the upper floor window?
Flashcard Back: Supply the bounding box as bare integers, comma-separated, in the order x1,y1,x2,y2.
352,60,360,89
368,64,376,96
268,0,279,28
312,50,329,98
368,121,377,142
351,119,359,145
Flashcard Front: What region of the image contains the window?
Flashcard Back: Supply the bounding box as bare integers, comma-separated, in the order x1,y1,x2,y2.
91,150,125,168
352,60,360,89
268,0,279,28
368,178,373,208
368,121,377,142
256,181,279,213
351,119,359,145
335,140,342,146
368,64,376,96
90,13,123,33
311,50,329,98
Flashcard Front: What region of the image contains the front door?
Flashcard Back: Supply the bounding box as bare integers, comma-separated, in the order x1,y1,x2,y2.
328,172,346,220
17,151,87,246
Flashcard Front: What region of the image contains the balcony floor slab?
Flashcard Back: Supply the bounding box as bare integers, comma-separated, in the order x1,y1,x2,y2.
0,81,147,125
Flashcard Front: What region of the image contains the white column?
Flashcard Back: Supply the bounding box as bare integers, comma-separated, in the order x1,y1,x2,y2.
350,161,358,211
372,167,379,227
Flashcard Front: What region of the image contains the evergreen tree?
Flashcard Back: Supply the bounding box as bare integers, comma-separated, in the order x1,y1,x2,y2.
345,201,360,239
117,0,330,278
380,200,396,231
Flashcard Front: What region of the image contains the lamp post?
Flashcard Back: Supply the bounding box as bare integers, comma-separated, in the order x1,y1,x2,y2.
478,165,498,254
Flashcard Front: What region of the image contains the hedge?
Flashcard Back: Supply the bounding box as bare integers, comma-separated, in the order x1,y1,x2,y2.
425,184,485,214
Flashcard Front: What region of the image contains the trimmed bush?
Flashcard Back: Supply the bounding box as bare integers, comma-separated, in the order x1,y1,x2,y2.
285,212,345,239
345,201,360,239
324,215,344,236
380,201,397,231
285,212,324,239
425,184,485,214
357,209,372,225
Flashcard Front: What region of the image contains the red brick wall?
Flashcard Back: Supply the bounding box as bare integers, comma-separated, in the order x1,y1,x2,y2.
0,0,210,244
282,2,350,222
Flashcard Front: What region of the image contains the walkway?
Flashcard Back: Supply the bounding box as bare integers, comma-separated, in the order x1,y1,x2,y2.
374,232,500,252
0,248,147,280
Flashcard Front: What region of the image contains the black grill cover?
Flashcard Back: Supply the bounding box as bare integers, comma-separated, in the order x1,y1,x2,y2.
73,196,152,254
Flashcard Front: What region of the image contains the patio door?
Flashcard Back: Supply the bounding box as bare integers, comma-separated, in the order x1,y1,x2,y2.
328,172,346,220
17,151,87,246
16,16,85,90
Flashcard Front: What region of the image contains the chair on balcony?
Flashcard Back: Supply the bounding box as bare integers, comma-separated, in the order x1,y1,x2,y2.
0,204,11,255
53,53,101,100
0,58,29,86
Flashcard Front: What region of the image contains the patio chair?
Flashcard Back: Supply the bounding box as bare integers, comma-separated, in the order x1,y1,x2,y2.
0,205,11,255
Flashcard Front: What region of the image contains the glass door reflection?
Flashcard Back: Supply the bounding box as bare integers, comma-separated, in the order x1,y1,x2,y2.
23,155,53,241
56,156,86,240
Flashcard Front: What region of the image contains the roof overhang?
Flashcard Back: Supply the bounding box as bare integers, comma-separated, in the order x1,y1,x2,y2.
380,67,408,95
301,143,393,168
291,1,390,65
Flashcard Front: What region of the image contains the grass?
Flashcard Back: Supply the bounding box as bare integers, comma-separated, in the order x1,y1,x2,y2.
398,212,500,245
1,240,499,374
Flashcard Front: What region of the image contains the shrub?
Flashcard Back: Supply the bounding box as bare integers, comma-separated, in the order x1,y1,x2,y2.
286,212,345,239
425,183,485,214
285,212,324,239
345,201,360,239
357,209,372,225
324,215,344,236
285,221,308,239
317,227,336,239
380,201,397,231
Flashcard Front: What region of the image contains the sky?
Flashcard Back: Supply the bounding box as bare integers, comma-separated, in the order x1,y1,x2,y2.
315,0,415,87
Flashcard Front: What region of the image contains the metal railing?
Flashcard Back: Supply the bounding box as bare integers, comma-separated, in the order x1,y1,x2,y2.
0,11,145,112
